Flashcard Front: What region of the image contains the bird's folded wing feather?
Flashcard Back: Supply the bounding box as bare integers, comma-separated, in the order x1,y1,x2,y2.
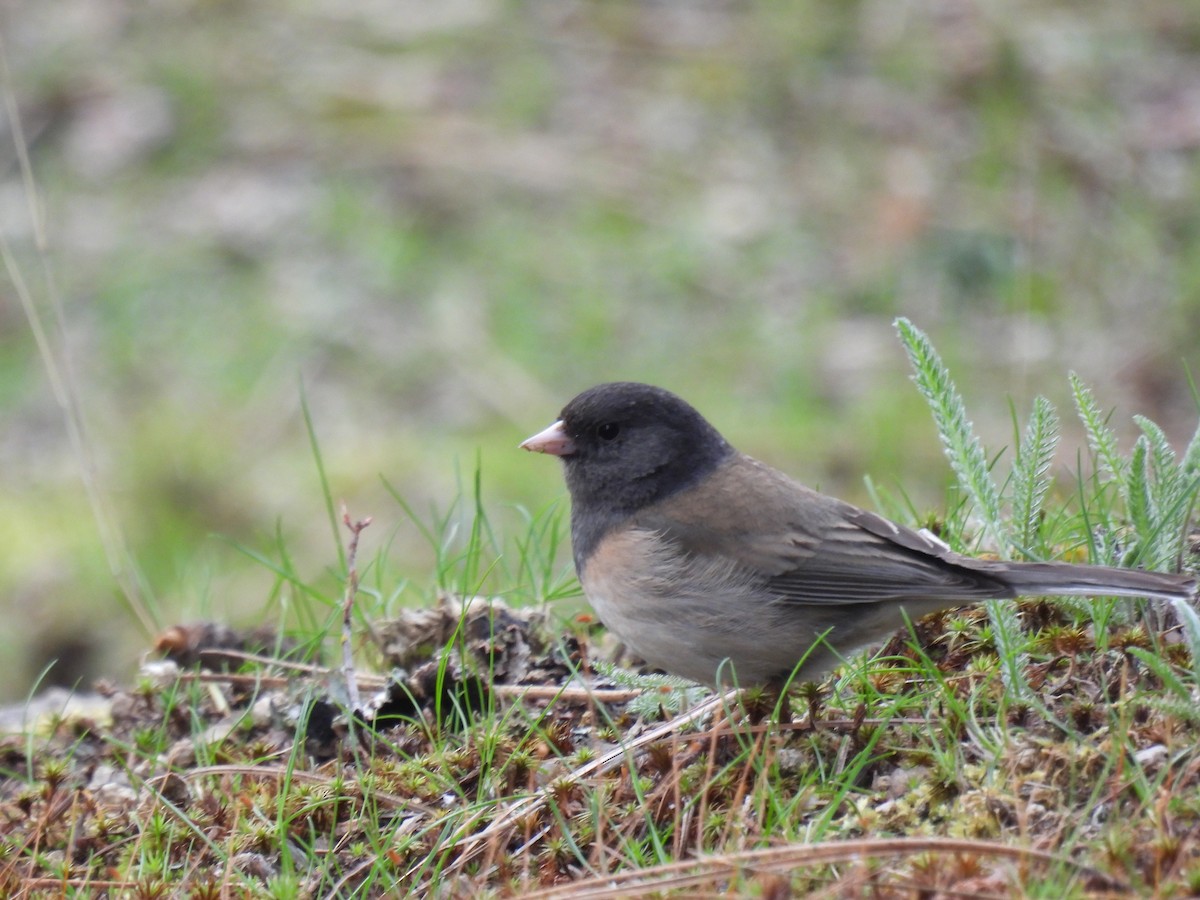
638,455,1012,606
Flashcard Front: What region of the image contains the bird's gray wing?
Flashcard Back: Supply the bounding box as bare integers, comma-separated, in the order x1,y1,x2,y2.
640,455,1013,606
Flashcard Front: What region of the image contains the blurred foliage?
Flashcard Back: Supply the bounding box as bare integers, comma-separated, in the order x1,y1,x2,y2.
1,0,1199,698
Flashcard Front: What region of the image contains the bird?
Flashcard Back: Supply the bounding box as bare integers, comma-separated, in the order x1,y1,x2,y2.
520,381,1198,687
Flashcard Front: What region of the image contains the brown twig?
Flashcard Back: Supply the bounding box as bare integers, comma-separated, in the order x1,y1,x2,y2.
519,836,1129,898
173,666,643,705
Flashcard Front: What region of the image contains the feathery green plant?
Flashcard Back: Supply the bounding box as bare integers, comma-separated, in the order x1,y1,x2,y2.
895,317,1007,551
895,317,1028,699
898,315,1200,574
1010,395,1060,558
894,317,1200,704
1071,374,1200,574
1071,371,1128,486
1171,597,1200,686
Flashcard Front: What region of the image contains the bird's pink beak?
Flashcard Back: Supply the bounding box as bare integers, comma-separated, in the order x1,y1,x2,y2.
520,420,576,456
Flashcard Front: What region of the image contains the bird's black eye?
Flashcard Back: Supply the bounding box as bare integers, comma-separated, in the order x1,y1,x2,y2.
597,422,620,441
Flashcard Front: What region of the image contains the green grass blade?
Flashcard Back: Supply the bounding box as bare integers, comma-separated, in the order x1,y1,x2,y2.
300,380,346,574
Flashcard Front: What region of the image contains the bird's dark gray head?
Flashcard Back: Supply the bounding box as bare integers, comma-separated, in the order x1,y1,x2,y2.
521,383,734,567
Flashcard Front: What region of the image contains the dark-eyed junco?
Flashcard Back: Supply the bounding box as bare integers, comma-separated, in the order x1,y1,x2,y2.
521,382,1198,686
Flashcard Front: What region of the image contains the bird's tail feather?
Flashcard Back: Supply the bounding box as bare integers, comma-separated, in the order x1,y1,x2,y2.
986,561,1197,603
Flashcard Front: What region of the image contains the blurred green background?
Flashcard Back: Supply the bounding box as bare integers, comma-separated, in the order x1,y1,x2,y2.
3,1,1199,700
